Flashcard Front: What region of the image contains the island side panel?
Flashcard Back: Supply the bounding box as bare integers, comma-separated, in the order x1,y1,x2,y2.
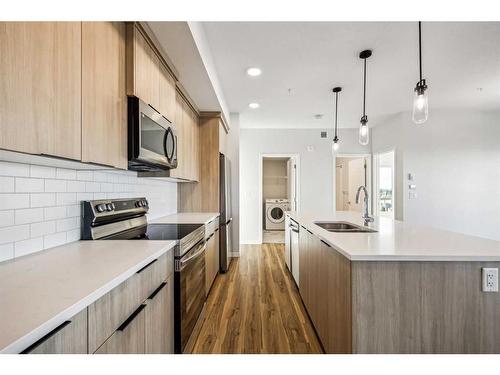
351,261,500,353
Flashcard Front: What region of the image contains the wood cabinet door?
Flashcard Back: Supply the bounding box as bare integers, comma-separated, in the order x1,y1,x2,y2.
132,27,160,111
298,227,309,308
158,62,176,123
205,233,215,295
0,22,81,160
145,275,174,353
95,304,146,354
82,22,127,169
169,93,186,179
23,309,87,354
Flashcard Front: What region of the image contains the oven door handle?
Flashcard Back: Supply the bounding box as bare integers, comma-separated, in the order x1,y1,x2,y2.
179,242,206,270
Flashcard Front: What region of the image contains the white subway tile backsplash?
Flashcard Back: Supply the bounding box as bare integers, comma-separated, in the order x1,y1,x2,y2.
43,232,66,249
56,168,77,180
30,193,56,208
0,243,14,262
0,161,30,177
67,180,86,192
15,177,44,193
56,217,79,232
0,211,15,228
0,225,30,244
0,194,30,210
56,192,77,206
30,165,56,178
1,161,177,262
15,237,44,257
30,221,56,237
66,204,81,218
45,179,67,192
44,206,67,220
76,170,94,181
15,208,44,225
0,177,15,192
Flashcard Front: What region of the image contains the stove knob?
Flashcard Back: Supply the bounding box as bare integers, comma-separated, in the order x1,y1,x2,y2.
95,204,106,213
135,201,142,207
106,203,114,211
142,200,148,207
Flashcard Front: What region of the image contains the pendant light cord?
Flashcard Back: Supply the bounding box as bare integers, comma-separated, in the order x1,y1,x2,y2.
334,92,338,138
362,57,367,117
419,21,423,81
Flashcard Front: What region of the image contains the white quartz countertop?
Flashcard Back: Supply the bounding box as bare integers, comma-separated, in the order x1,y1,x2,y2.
150,212,220,225
287,211,500,261
0,240,176,354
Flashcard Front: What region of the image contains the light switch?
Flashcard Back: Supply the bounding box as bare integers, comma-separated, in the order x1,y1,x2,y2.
408,173,414,181
409,184,417,190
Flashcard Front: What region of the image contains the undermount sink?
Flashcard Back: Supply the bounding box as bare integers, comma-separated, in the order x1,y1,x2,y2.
314,221,377,233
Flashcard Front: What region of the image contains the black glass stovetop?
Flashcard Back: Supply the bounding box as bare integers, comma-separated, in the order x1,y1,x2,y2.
144,223,203,240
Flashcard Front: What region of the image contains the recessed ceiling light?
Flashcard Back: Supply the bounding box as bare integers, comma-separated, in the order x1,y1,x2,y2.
246,67,262,77
249,103,260,109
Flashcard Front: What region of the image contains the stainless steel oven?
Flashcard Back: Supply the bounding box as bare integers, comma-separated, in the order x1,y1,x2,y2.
128,95,178,172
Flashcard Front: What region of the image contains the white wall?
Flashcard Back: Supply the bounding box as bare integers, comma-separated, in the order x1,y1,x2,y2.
372,109,500,241
228,113,240,255
240,128,369,244
0,161,177,262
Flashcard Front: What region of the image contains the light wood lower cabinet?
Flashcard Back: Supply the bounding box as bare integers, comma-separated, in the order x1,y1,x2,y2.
145,275,174,354
205,228,220,295
22,309,87,354
95,304,146,354
82,21,127,169
0,22,81,160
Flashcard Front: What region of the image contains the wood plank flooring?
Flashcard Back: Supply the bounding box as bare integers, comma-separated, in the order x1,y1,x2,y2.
192,243,323,354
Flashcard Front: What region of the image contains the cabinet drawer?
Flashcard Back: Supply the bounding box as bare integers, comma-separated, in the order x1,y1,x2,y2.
145,275,174,353
94,304,146,354
138,252,169,303
22,309,87,354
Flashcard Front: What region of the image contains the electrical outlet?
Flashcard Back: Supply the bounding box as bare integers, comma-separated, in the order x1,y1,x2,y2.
482,268,498,292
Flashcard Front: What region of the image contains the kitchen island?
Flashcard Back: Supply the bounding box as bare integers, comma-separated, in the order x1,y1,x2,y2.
285,211,500,354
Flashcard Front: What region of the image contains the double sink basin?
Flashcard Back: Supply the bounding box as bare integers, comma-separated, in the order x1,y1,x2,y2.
314,221,377,233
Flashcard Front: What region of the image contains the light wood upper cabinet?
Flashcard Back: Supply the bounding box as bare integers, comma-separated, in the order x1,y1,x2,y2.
0,22,81,160
159,62,176,123
126,23,176,123
82,22,127,169
170,91,200,182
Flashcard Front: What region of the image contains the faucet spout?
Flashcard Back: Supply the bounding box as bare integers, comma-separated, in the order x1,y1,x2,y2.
355,185,374,224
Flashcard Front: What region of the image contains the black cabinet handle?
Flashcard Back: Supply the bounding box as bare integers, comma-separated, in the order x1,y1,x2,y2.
117,304,146,332
136,258,157,274
208,233,214,240
320,240,331,247
307,229,313,234
21,320,71,354
148,282,167,300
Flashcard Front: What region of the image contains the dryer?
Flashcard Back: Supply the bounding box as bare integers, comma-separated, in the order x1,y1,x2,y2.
265,199,290,230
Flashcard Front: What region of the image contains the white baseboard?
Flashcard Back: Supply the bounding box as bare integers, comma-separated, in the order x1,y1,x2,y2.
240,240,262,245
230,252,240,258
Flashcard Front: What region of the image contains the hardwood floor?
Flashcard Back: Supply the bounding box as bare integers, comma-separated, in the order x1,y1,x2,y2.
192,243,323,354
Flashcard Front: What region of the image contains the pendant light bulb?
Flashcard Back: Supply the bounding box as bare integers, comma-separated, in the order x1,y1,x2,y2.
332,137,340,153
359,116,369,146
412,80,428,124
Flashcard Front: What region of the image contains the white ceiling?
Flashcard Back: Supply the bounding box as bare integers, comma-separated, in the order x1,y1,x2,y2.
202,22,500,129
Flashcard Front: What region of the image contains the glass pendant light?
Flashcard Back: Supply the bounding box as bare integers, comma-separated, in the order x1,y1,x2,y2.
358,50,372,146
412,21,429,124
332,87,342,153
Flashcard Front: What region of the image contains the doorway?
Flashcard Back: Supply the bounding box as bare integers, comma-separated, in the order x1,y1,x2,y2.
335,154,371,212
259,154,299,244
373,150,396,218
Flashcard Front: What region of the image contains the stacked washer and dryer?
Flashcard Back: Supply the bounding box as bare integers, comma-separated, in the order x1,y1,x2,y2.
265,198,290,230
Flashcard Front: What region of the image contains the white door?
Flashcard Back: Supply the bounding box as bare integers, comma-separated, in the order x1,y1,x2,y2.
335,164,343,210
287,158,297,211
347,158,366,212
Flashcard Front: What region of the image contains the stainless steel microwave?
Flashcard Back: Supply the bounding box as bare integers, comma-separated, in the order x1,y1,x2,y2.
128,96,178,172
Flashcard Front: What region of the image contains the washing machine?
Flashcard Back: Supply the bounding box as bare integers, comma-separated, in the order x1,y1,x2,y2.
265,199,290,230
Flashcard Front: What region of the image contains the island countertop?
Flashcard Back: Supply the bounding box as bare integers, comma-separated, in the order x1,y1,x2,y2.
0,240,176,354
286,211,500,261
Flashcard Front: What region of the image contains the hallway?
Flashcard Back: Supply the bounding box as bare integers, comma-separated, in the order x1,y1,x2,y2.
192,243,322,354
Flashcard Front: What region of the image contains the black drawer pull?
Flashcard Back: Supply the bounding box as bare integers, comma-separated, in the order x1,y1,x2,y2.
148,282,167,300
215,228,219,232
136,258,157,274
21,320,71,354
117,304,146,332
208,233,214,240
307,229,313,234
320,240,331,247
